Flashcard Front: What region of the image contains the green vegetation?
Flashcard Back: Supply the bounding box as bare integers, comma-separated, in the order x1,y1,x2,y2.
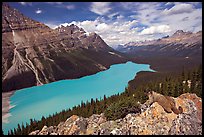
104,96,140,120
7,65,202,135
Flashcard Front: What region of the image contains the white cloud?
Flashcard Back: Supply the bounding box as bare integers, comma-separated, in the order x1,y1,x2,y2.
66,5,75,10
35,9,42,14
120,2,160,11
120,2,139,10
50,2,202,47
57,19,144,47
165,2,174,6
45,23,58,29
163,3,194,15
187,2,202,6
58,22,70,27
77,20,99,32
128,2,202,35
140,25,171,35
116,15,124,20
46,2,75,10
107,12,119,19
96,23,109,32
46,2,63,5
19,2,32,6
19,2,26,5
128,3,164,26
161,8,202,33
90,2,111,15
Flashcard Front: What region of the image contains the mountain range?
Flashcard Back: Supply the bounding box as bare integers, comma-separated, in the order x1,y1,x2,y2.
2,3,127,92
116,30,202,58
115,29,202,74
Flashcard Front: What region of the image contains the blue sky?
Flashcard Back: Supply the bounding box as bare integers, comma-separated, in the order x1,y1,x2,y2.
7,2,202,47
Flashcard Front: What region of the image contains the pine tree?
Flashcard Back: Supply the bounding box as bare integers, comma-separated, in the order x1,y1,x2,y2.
174,84,179,97
103,95,107,101
90,98,94,105
167,81,173,96
187,70,191,80
183,80,190,93
195,65,202,97
196,82,202,97
10,129,14,135
181,66,185,81
198,65,202,80
13,128,17,135
190,71,196,93
26,122,30,134
21,123,25,135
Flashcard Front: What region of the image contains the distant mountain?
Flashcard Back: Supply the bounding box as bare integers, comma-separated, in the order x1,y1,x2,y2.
2,3,127,92
116,30,202,58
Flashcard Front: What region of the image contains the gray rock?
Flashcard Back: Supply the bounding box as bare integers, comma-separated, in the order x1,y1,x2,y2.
29,130,40,135
50,132,58,135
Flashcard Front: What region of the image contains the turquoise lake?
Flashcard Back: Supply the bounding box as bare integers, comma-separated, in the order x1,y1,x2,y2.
2,61,154,133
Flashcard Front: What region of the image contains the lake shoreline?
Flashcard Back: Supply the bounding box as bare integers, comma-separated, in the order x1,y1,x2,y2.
1,61,129,126
2,90,15,124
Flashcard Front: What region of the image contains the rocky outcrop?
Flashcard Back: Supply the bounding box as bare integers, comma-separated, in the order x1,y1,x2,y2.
29,93,202,135
2,3,127,92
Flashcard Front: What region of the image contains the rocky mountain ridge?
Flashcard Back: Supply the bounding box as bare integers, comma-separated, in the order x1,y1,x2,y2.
2,3,127,92
29,93,202,135
116,30,202,58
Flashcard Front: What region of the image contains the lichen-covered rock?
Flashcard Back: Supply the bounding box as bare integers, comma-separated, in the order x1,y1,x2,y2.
56,115,88,135
50,132,58,135
29,93,202,135
38,126,49,135
87,113,106,125
179,93,202,122
28,130,40,135
169,113,202,135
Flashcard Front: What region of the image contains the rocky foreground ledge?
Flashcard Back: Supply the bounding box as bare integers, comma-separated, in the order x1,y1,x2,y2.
29,93,202,135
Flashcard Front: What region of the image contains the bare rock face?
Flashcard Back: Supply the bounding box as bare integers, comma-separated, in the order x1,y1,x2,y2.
2,3,49,33
29,93,202,135
2,3,127,92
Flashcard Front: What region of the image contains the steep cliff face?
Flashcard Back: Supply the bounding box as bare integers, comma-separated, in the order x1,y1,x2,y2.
2,3,127,92
29,93,202,135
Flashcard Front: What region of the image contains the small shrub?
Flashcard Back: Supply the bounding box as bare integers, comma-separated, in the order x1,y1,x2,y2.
104,97,141,120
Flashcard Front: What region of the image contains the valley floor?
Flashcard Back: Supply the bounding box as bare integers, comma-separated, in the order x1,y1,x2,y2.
127,56,202,91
